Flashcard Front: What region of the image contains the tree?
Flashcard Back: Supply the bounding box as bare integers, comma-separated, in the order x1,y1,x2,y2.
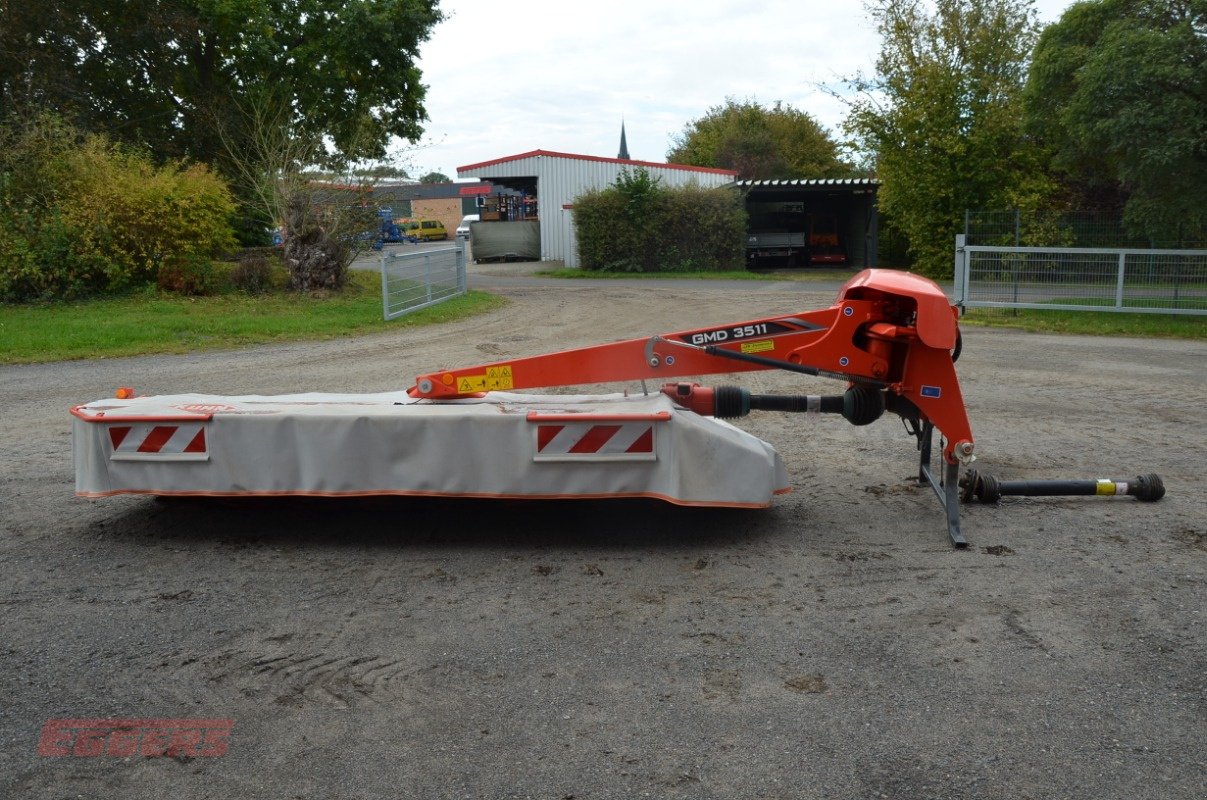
0,0,443,166
667,99,849,180
214,89,376,292
359,165,410,180
419,171,450,183
2,0,442,249
1023,0,1207,244
843,0,1050,277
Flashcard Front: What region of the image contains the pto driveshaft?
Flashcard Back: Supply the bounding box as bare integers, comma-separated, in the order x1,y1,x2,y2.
960,471,1165,504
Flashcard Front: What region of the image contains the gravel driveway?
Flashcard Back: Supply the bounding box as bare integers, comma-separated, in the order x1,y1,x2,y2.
1,276,1203,799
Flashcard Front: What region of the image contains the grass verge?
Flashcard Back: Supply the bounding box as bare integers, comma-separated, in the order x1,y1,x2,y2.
0,269,506,364
962,307,1205,339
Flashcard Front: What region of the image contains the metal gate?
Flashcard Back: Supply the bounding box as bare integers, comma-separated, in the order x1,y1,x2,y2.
952,235,1207,315
380,243,467,321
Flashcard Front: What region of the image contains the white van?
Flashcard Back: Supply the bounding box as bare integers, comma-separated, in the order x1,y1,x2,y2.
456,214,479,240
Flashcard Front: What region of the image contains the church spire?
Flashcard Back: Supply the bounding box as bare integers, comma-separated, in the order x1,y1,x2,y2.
618,121,630,160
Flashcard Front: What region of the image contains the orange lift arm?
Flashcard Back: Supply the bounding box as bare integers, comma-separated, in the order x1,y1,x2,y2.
412,269,974,467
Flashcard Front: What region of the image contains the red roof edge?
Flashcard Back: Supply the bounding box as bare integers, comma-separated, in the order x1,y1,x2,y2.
457,149,737,177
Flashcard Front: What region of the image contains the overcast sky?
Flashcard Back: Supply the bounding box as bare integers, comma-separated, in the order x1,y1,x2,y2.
405,0,1077,178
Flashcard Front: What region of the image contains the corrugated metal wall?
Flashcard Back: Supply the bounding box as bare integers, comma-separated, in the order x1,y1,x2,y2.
463,155,733,267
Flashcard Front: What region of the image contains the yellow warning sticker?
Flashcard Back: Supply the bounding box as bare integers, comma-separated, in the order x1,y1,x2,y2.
458,366,514,393
740,340,775,354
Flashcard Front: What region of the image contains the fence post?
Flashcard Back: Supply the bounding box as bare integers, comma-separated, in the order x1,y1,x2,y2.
457,240,466,294
952,234,966,307
1115,251,1126,310
1010,244,1020,312
424,253,433,304
380,251,390,321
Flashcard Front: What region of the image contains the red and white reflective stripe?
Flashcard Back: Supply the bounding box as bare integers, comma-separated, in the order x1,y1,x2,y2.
107,423,209,461
533,422,656,461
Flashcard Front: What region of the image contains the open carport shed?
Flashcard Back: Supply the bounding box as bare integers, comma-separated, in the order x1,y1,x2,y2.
458,150,736,267
738,178,881,268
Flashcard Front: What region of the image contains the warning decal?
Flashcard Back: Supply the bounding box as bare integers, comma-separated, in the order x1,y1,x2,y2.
533,422,657,462
107,423,209,462
740,340,775,354
457,365,514,393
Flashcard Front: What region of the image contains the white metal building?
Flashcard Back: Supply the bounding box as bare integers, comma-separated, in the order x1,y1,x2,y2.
457,150,736,268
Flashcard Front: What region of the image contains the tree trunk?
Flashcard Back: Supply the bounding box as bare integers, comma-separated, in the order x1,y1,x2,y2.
282,195,349,291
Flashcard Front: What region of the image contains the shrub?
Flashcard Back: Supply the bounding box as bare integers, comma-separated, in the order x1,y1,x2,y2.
574,168,745,272
231,254,273,294
0,119,127,301
76,151,237,285
157,254,218,296
0,114,236,302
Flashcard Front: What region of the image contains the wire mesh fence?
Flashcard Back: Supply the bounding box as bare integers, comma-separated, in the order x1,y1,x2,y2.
964,210,1207,250
953,238,1207,315
380,244,466,321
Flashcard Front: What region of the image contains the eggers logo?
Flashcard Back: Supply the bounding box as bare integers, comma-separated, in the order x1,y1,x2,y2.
38,718,233,757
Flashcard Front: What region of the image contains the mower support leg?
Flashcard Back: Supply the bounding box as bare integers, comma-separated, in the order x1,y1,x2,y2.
917,422,967,548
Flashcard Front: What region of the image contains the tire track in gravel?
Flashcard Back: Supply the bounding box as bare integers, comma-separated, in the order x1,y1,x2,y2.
158,645,432,708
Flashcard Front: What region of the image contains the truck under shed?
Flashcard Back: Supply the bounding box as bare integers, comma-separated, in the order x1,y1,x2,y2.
737,178,881,268
457,150,736,267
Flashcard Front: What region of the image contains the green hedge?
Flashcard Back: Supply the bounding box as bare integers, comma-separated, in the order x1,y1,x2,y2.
574,169,746,272
0,115,236,302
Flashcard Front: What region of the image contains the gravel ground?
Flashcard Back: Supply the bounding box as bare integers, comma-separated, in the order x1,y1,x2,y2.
1,273,1204,799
